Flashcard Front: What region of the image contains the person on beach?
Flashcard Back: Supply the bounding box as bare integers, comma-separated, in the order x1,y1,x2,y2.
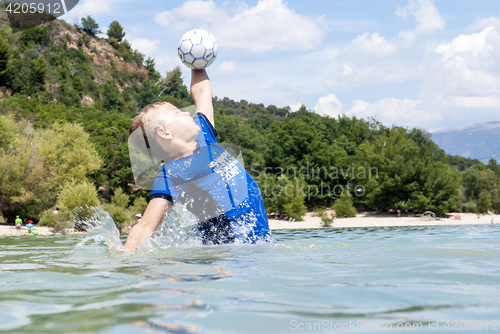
15,215,22,232
124,69,272,251
26,220,33,234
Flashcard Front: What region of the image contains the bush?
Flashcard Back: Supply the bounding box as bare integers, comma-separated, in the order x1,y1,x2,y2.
57,180,100,221
477,191,492,213
0,34,11,77
321,217,333,227
130,196,147,215
112,188,130,208
332,194,357,218
463,201,477,213
101,203,129,232
39,207,72,234
313,208,326,217
108,37,118,49
19,25,51,49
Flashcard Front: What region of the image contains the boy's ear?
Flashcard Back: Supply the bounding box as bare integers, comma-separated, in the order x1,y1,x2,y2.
156,126,172,140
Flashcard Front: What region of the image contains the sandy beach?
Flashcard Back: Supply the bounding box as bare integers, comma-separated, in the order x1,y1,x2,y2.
269,212,500,229
0,225,88,237
0,212,498,237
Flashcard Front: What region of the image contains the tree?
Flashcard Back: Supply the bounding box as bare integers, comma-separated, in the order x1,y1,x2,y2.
408,128,446,162
56,179,100,222
280,176,307,220
145,57,160,81
487,158,500,178
477,191,492,213
111,188,130,208
19,25,51,48
107,21,125,42
102,80,124,110
0,34,11,78
81,16,100,37
254,173,307,219
0,116,102,224
414,162,461,215
333,193,357,218
356,127,432,211
163,66,190,100
29,55,47,91
462,165,500,213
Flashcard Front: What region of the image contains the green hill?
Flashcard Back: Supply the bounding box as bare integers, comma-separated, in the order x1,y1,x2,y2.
0,14,499,225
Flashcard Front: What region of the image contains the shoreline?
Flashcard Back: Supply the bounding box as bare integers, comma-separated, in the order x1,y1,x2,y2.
0,212,498,237
268,212,499,230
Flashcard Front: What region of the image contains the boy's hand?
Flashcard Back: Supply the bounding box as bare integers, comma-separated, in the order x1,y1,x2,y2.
190,69,214,126
123,198,172,251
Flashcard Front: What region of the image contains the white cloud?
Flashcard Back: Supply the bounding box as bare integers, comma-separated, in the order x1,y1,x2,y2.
288,102,302,112
328,20,378,32
217,61,236,74
435,27,495,59
448,96,500,109
68,0,122,18
466,16,500,32
154,0,223,32
431,26,500,97
347,98,442,127
314,94,343,118
351,32,398,56
154,0,327,52
396,0,445,41
129,37,161,58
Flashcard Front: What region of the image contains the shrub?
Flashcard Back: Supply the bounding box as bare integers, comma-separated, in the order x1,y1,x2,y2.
463,201,477,213
19,25,51,48
130,196,147,215
101,203,129,232
332,194,357,218
57,179,99,221
321,217,333,227
112,188,130,209
477,191,492,213
39,207,72,234
0,34,11,76
108,37,118,49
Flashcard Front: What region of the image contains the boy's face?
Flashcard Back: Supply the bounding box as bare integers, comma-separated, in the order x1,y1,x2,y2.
159,107,200,142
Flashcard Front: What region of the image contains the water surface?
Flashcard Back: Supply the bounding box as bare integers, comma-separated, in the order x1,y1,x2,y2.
1,225,500,333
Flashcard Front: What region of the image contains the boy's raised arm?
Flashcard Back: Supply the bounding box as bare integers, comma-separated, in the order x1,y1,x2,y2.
190,69,214,126
123,198,172,251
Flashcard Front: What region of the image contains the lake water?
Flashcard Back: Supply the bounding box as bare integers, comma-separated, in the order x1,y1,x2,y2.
1,224,500,333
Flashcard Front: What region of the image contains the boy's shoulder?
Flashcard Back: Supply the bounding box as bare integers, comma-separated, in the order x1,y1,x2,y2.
195,113,217,143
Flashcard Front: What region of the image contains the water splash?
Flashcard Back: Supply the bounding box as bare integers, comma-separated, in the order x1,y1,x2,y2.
75,207,124,252
152,203,202,249
74,205,274,254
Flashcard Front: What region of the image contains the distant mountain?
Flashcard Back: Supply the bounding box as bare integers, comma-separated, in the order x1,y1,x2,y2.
432,121,500,163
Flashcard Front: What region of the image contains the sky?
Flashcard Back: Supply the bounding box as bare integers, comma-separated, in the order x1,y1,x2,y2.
59,0,500,131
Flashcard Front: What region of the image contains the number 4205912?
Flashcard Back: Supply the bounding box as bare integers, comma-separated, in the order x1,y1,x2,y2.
5,2,62,14
444,320,498,330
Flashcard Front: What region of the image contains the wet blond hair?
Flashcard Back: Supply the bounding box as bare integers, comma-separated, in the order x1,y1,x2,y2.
129,102,179,159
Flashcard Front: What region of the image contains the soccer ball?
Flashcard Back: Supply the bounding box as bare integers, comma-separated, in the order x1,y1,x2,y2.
178,29,218,69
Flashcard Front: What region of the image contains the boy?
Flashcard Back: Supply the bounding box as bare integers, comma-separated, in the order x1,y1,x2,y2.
15,215,22,232
124,69,272,251
26,220,34,234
